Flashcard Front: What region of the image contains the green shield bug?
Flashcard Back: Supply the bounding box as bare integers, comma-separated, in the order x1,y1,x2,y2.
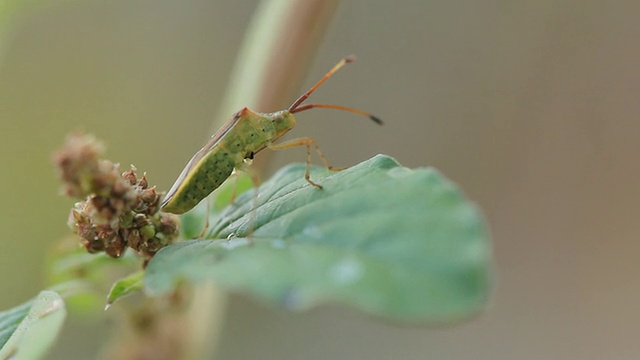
161,56,382,215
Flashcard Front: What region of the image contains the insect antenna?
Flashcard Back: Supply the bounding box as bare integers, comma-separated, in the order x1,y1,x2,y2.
291,103,382,125
288,55,383,125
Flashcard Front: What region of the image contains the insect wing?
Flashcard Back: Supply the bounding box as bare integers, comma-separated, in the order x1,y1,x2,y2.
161,112,241,209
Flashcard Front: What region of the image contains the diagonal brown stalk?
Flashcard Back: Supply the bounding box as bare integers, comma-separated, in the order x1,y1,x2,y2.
215,0,340,174
102,1,340,359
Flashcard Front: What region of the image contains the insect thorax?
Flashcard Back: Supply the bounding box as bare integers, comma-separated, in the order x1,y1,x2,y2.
235,109,296,156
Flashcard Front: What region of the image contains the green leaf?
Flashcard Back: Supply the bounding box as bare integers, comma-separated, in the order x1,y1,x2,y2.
146,155,492,323
106,271,144,308
0,291,66,360
49,246,137,283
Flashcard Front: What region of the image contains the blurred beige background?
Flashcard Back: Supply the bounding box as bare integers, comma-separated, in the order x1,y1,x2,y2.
1,0,639,359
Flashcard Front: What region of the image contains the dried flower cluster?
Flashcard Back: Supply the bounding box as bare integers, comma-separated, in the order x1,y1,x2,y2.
53,133,179,261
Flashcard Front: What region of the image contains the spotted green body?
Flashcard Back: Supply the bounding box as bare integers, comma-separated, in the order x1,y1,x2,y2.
161,56,381,215
161,108,296,214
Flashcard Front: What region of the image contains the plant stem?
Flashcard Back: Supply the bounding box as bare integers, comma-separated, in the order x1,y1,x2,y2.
190,1,339,356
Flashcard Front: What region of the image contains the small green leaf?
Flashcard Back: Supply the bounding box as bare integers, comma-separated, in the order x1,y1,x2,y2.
145,155,492,323
48,246,138,285
0,291,66,360
106,271,144,308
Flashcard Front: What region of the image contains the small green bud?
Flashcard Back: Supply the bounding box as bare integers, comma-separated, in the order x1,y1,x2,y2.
140,224,156,241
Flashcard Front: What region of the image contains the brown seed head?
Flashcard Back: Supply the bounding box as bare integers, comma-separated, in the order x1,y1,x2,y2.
55,133,181,262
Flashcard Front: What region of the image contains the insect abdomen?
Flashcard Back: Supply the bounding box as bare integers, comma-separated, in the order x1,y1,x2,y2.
161,147,236,214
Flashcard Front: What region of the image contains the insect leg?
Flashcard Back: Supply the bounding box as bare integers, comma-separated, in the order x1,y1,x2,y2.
197,197,211,238
226,170,240,204
268,137,341,189
236,162,261,240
